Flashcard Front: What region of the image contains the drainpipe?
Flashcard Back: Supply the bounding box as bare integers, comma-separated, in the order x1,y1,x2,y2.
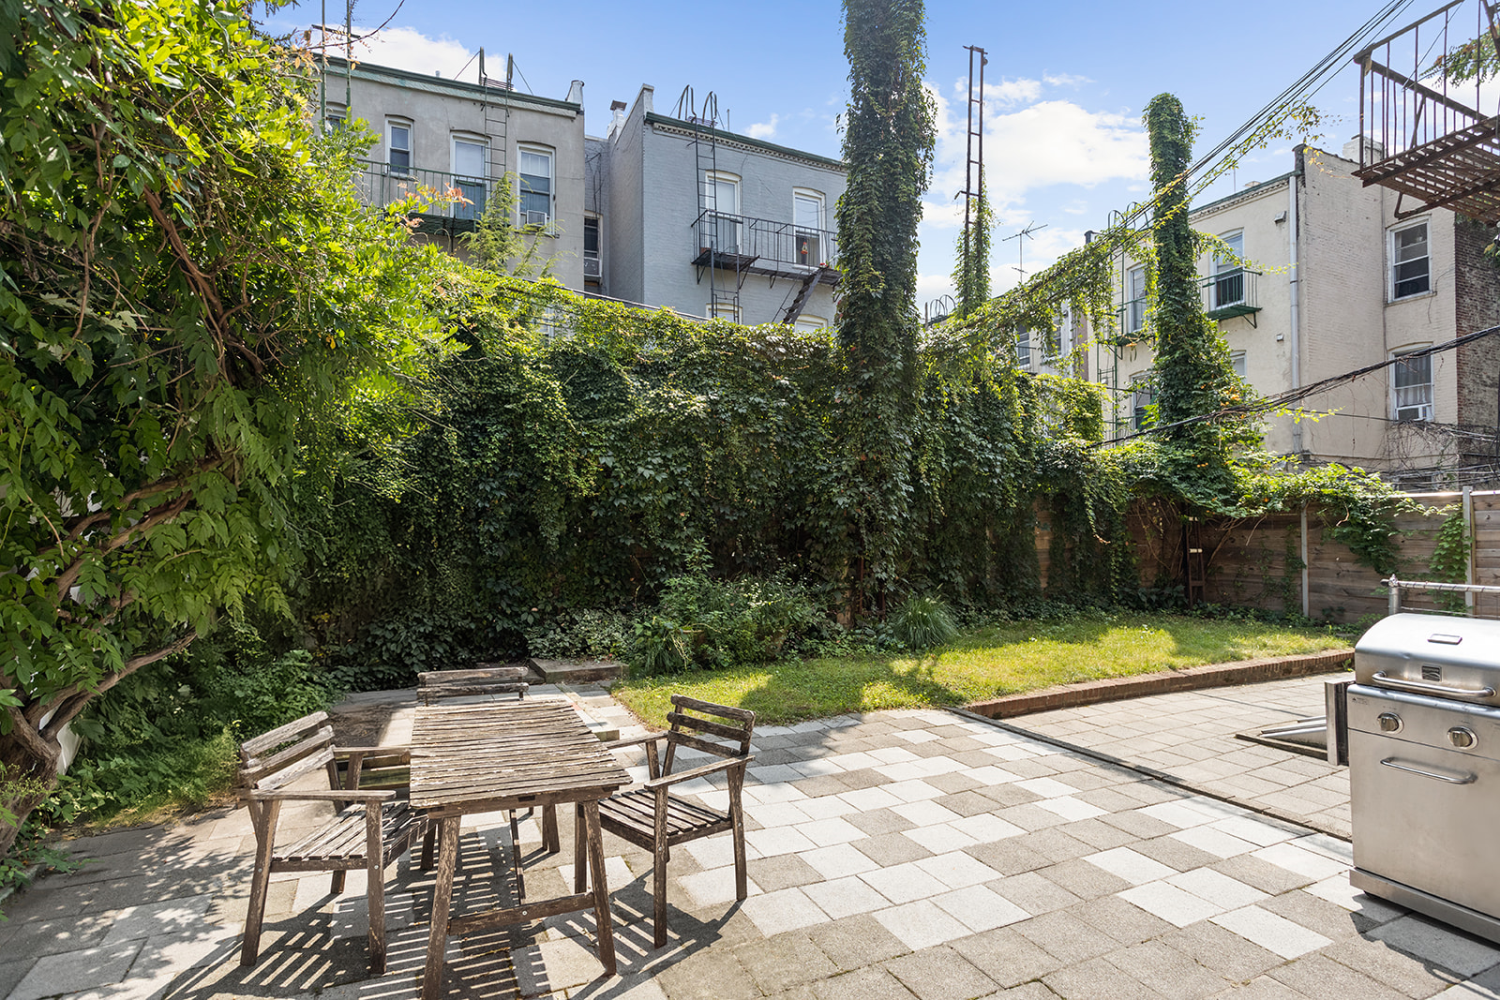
1289,149,1304,461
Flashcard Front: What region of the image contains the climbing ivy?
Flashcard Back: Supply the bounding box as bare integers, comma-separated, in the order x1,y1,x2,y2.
953,166,993,320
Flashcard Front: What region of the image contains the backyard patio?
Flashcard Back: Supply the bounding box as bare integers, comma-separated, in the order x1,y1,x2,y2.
2,674,1495,1000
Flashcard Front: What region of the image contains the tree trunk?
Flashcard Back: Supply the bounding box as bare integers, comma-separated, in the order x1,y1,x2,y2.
0,726,61,860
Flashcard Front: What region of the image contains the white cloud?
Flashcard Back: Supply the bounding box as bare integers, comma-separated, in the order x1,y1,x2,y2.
986,101,1148,196
341,26,474,82
991,78,1043,106
916,272,957,309
1043,73,1091,89
746,114,780,140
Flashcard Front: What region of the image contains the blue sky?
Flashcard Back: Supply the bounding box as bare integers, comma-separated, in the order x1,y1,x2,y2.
273,1,1404,307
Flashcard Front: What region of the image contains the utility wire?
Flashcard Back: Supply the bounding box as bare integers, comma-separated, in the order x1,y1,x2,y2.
1096,322,1500,448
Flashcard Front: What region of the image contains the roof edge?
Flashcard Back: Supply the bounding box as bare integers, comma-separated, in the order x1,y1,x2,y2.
643,112,844,170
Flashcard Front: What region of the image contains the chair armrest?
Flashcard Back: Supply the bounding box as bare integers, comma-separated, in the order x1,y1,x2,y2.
603,732,667,751
335,745,411,758
247,789,396,802
644,754,753,790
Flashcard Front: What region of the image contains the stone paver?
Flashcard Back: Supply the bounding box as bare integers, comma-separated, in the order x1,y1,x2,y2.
7,676,1500,1000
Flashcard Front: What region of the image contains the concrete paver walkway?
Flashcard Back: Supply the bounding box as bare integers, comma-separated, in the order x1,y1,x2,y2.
2,675,1496,1000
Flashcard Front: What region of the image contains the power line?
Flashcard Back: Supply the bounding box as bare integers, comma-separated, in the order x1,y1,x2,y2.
1096,322,1500,448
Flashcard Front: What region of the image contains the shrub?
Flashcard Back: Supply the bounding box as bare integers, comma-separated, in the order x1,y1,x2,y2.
525,608,633,660
888,595,959,651
628,615,694,675
637,573,822,671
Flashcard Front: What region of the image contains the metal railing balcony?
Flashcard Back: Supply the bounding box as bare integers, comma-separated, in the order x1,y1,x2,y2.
354,161,498,228
1201,267,1261,321
690,210,839,283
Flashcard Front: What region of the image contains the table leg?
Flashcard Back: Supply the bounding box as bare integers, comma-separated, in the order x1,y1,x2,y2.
423,817,461,1000
542,804,560,854
582,800,617,976
573,803,587,894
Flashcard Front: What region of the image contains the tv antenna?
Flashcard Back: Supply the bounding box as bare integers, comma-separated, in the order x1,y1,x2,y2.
1003,221,1047,283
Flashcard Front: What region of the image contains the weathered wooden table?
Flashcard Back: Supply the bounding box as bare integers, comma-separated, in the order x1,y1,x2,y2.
410,700,630,1000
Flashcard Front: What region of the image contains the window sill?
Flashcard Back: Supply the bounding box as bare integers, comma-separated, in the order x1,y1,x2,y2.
1387,289,1437,306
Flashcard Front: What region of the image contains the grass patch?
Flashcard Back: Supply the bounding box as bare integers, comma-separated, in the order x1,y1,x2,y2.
612,611,1351,728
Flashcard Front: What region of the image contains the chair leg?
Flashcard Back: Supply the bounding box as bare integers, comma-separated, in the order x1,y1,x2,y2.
331,871,346,895
366,805,387,974
240,800,281,967
542,804,560,854
653,787,669,949
420,826,436,871
728,765,748,901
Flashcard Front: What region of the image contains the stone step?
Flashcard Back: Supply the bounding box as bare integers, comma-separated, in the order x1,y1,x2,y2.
527,658,625,684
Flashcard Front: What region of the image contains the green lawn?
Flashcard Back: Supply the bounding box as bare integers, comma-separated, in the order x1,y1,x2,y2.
611,613,1351,728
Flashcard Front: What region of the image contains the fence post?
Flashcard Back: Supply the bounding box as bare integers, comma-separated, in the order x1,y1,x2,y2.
1300,505,1310,618
1464,485,1475,615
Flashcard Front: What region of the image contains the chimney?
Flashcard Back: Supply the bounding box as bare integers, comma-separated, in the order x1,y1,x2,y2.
567,79,584,105
608,99,627,138
1341,134,1386,163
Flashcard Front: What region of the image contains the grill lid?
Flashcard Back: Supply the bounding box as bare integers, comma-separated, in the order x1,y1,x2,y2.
1355,613,1500,705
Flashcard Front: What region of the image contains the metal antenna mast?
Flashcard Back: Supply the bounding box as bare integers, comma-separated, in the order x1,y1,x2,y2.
1002,221,1047,283
956,45,987,285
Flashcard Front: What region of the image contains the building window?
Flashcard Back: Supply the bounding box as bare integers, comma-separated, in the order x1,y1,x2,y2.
794,189,825,265
1392,347,1433,421
705,171,741,253
707,300,741,322
1213,231,1246,309
1126,265,1147,334
1391,221,1430,300
1231,350,1247,379
794,314,827,331
387,120,412,173
1045,311,1067,359
1015,329,1032,368
451,136,487,220
1132,374,1157,431
519,146,553,227
583,217,601,281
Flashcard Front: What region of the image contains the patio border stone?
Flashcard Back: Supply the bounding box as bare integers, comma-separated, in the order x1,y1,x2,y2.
966,649,1354,720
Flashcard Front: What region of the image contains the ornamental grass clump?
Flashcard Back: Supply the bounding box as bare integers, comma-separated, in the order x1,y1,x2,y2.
888,595,959,651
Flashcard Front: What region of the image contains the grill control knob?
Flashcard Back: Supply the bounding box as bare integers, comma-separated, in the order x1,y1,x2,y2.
1378,713,1403,733
1449,727,1478,749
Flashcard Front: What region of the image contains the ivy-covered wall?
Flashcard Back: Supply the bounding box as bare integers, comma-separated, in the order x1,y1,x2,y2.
297,278,1117,682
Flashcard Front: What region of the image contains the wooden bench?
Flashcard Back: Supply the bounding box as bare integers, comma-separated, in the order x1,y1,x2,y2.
416,666,529,706
594,695,755,948
237,712,425,973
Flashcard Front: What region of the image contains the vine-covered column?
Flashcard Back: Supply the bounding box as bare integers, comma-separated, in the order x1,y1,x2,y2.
836,0,936,612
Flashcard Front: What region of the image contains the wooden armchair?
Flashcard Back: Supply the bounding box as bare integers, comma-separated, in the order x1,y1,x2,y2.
415,667,556,896
591,695,755,948
237,712,425,973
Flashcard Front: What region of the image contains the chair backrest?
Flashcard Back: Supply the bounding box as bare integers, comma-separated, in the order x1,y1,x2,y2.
238,711,337,793
417,666,529,706
662,695,754,776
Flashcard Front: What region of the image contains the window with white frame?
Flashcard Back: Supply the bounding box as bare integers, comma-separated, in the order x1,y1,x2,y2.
583,217,601,281
387,120,412,173
1045,311,1067,359
704,172,741,253
1391,221,1431,300
518,146,554,227
1126,265,1147,334
1131,373,1157,431
794,314,827,331
707,300,741,322
1213,231,1246,309
794,189,825,265
324,105,346,132
1231,350,1247,380
1015,329,1032,368
450,136,488,220
1392,346,1433,420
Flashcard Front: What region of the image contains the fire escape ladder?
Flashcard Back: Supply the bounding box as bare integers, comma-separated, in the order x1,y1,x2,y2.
782,267,827,325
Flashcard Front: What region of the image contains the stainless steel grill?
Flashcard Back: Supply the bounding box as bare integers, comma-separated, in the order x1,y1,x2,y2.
1348,613,1500,943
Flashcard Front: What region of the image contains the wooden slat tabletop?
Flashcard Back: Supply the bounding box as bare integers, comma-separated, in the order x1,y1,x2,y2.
410,701,628,811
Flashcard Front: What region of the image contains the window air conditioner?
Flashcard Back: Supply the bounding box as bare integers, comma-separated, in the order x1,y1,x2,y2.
525,211,550,227
1396,405,1430,422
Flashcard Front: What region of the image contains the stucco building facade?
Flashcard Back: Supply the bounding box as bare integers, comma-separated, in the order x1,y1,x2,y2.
1087,140,1500,484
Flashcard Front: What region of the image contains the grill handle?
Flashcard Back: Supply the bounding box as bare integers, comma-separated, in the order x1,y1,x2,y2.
1380,757,1477,785
1372,672,1496,701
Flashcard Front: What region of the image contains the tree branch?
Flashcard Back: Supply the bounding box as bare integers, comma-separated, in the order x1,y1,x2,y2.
43,630,199,736
4,707,60,768
52,491,194,604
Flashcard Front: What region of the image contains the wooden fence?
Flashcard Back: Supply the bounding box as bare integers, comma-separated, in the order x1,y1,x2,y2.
1038,489,1500,622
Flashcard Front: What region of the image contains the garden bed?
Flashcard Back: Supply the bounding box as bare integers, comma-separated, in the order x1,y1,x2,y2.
610,612,1353,728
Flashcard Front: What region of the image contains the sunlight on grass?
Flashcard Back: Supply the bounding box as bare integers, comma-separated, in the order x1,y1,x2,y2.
612,612,1351,728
